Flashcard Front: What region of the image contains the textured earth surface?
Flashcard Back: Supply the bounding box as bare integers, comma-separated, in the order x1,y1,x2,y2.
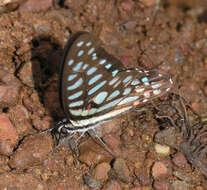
0,0,207,189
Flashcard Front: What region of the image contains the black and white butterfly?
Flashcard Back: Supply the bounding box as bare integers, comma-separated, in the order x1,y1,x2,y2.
54,31,173,153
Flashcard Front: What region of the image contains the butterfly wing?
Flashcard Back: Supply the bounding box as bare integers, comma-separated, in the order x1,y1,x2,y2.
59,32,172,127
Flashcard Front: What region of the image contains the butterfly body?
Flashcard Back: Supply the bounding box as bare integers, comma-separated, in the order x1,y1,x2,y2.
56,31,172,145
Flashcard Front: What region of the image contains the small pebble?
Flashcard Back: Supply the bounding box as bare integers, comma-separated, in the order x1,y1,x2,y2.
121,0,135,12
0,113,18,156
155,143,170,156
113,158,131,183
154,128,177,148
172,152,188,168
173,171,193,184
9,133,53,169
0,69,21,107
83,174,100,189
152,160,172,179
171,180,189,190
92,162,111,182
0,155,10,174
139,0,158,7
79,139,113,167
131,186,142,190
19,0,53,12
153,180,170,190
102,180,122,190
134,168,151,186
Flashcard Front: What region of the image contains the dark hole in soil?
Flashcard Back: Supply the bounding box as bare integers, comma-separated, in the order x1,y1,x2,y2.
159,125,165,131
156,118,169,130
142,25,147,36
2,107,9,113
198,10,207,23
180,5,190,12
58,0,65,7
32,40,39,47
110,158,116,167
176,22,182,32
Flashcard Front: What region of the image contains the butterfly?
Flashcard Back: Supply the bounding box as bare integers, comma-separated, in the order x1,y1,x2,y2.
53,31,173,153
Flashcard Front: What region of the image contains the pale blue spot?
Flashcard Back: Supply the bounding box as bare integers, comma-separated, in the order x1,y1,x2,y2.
81,110,89,116
152,83,161,89
86,41,92,46
123,88,132,95
112,70,119,76
67,74,77,81
68,59,74,65
123,76,132,83
69,100,84,108
88,108,96,115
70,109,82,116
107,90,120,101
77,50,84,57
67,78,83,90
105,64,112,69
68,91,83,100
92,53,97,57
83,64,89,70
109,77,119,85
131,79,140,85
88,74,102,85
88,81,106,95
88,47,95,55
97,98,122,112
99,59,106,65
87,67,97,75
153,89,161,95
77,41,84,47
93,91,108,104
141,77,149,83
73,62,83,71
118,96,139,105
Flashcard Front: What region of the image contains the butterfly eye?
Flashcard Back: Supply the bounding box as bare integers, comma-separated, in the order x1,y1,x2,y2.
57,32,173,153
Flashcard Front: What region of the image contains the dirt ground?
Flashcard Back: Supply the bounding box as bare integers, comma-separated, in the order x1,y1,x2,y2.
0,0,207,189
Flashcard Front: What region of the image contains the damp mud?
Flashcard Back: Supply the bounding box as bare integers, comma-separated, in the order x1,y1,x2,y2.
0,0,207,189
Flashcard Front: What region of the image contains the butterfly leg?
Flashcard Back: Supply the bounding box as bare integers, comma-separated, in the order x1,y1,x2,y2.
50,132,75,153
66,131,86,156
67,134,80,156
89,128,115,157
75,131,86,143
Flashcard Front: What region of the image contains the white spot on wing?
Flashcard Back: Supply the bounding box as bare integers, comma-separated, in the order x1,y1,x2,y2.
68,59,74,65
77,41,84,47
86,41,92,46
77,50,84,57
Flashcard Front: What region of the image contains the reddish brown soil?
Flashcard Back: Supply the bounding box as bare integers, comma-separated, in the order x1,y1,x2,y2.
0,0,206,189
